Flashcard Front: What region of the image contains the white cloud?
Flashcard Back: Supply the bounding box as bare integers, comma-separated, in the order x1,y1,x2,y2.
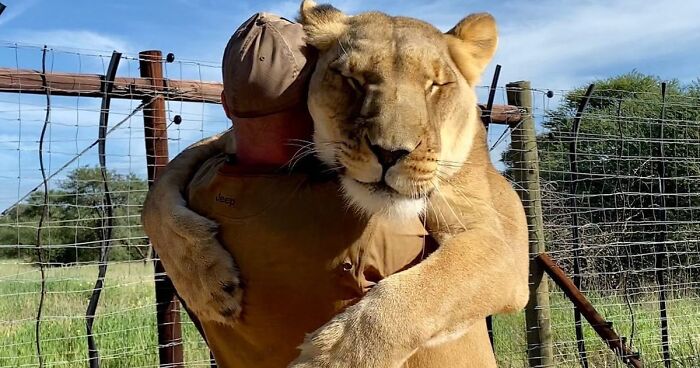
4,30,133,54
0,0,37,26
489,0,700,90
318,0,700,90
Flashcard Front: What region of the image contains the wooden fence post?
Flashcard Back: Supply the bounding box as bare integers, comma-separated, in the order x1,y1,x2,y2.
140,50,184,367
506,80,554,367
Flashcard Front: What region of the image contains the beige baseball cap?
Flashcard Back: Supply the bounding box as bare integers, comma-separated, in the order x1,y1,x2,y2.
222,12,316,118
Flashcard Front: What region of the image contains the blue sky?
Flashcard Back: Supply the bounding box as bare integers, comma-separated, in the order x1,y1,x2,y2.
0,0,699,210
3,0,699,87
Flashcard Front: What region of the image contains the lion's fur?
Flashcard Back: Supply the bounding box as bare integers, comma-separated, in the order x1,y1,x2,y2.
289,1,529,367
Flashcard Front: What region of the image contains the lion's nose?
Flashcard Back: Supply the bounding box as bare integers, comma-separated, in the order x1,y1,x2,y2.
369,144,410,171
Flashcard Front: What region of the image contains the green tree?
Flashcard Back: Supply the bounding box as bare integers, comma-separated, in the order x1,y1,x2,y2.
504,72,700,291
0,166,149,264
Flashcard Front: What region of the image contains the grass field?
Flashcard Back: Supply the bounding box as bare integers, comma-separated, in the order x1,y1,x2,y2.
0,261,210,368
1,261,699,367
492,291,700,367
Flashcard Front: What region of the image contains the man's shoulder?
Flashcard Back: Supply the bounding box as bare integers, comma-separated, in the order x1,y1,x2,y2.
180,129,234,156
186,155,346,220
143,132,230,229
188,155,318,199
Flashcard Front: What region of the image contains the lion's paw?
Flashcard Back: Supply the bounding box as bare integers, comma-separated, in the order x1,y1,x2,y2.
288,302,387,368
290,317,348,367
163,232,243,327
193,243,244,324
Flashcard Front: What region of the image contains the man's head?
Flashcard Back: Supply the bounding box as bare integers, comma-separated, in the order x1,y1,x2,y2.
222,13,317,165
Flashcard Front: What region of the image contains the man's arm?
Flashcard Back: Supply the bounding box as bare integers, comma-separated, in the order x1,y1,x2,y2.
141,131,243,325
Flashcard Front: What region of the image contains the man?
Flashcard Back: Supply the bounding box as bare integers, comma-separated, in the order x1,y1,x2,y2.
142,13,431,367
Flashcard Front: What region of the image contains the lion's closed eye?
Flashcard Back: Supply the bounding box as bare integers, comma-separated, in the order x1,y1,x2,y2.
427,80,455,95
345,75,363,93
329,66,364,93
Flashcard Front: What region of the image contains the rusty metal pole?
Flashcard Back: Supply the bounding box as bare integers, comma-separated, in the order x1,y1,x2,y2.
507,81,554,367
536,253,643,368
139,50,184,367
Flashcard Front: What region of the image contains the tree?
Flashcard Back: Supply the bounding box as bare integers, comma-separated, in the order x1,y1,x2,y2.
503,72,700,291
0,166,149,265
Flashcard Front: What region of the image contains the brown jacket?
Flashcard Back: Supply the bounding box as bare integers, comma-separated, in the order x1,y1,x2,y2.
187,154,433,367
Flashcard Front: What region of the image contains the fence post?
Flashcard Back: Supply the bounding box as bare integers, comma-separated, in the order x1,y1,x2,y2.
506,80,554,367
140,50,184,367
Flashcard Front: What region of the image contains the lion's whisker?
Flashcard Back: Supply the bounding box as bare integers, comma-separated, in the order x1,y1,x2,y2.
425,186,447,232
287,147,326,171
431,182,469,232
283,146,314,169
321,165,344,174
283,139,344,171
434,176,520,228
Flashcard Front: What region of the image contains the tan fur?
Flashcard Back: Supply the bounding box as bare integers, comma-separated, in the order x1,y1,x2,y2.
289,1,529,367
141,131,243,326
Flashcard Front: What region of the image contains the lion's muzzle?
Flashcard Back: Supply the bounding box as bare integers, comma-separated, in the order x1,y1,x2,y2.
368,142,411,176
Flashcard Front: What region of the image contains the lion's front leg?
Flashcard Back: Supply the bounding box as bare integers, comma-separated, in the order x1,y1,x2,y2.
289,229,528,368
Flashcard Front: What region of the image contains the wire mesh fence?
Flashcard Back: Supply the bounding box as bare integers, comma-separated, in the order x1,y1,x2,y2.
492,79,700,367
1,40,699,368
0,43,227,367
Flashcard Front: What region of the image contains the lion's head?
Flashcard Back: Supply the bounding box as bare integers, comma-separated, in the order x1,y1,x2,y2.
299,0,498,217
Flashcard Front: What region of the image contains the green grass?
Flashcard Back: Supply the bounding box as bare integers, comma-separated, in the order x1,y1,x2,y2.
493,290,700,367
1,260,699,367
0,261,209,368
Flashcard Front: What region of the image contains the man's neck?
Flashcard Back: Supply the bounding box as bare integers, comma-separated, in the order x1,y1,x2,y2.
234,130,294,166
233,108,313,167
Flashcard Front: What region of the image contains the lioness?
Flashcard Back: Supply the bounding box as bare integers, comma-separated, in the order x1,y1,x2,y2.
288,1,529,367
144,1,529,366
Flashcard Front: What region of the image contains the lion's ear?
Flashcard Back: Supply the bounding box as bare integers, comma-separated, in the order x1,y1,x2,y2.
298,0,348,50
445,13,498,85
